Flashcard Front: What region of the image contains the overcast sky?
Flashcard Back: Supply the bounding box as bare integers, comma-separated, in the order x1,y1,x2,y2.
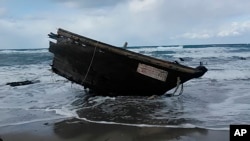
1,0,250,49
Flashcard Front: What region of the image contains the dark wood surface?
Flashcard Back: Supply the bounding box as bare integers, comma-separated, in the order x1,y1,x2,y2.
48,29,207,96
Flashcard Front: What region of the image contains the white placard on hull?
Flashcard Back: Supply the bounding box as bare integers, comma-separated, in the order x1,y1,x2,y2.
137,63,168,81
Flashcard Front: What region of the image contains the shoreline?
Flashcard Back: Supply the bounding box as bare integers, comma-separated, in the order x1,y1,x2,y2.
0,118,229,141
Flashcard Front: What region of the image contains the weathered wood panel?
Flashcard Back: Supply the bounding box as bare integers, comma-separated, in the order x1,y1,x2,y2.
48,29,207,96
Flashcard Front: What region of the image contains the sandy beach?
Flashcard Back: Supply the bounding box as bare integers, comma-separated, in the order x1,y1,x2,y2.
0,118,229,141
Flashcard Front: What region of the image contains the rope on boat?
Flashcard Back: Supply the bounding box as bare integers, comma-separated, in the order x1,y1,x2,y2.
81,42,98,84
149,77,184,99
165,77,184,97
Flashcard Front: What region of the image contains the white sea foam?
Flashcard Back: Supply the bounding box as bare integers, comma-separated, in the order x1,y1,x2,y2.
0,62,82,127
45,107,79,118
0,117,65,128
70,116,229,131
0,49,48,54
130,46,250,59
204,69,250,80
88,96,116,104
129,46,183,53
208,85,250,117
0,64,66,86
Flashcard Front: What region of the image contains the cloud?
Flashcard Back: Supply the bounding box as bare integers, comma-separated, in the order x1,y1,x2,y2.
1,0,250,49
53,0,127,8
128,0,160,12
217,21,250,37
0,17,54,49
173,21,250,41
0,7,6,16
175,32,212,39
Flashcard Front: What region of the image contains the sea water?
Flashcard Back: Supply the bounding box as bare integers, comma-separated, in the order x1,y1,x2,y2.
0,45,250,130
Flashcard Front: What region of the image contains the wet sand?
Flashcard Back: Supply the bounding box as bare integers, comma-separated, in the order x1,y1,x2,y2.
0,118,229,141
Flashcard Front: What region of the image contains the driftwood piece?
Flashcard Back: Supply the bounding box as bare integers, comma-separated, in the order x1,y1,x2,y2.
6,80,40,87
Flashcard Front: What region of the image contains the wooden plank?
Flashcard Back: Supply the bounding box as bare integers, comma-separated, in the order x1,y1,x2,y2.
56,28,198,74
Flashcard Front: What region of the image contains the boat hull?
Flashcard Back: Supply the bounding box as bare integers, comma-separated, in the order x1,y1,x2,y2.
49,29,207,96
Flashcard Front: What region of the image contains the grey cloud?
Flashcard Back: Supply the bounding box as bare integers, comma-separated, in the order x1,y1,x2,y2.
2,0,250,49
0,7,6,16
52,0,128,8
48,0,250,45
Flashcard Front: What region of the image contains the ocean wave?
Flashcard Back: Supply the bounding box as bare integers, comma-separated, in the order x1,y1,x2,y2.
203,69,250,81
129,46,250,60
1,44,249,133
0,49,48,54
129,46,183,53
68,116,228,131
0,117,65,128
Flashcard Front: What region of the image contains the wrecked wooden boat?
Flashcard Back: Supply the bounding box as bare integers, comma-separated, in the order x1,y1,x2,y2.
48,28,207,96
